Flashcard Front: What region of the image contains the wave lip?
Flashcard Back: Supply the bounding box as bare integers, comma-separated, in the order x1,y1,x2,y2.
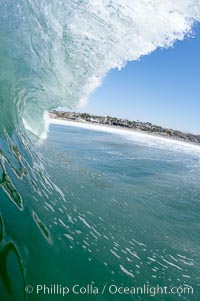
1,1,200,136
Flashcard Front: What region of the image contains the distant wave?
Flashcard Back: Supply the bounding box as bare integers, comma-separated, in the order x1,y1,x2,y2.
0,0,200,237
50,118,200,153
0,2,200,298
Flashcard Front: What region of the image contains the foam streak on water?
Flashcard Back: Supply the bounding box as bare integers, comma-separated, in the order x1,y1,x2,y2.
0,2,200,301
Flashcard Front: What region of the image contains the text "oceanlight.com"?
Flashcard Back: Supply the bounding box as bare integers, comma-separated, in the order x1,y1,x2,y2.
25,283,194,297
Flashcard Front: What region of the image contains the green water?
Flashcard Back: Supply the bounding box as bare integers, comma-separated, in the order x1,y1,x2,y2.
1,1,200,299
1,124,199,300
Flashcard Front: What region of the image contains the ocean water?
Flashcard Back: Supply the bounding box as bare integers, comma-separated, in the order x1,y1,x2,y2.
42,123,200,300
1,1,200,300
2,122,200,300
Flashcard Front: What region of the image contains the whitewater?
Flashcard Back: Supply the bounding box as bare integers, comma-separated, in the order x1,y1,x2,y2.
50,118,200,153
0,1,200,300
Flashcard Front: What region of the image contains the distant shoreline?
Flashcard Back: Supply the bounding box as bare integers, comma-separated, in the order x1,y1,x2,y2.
49,111,200,146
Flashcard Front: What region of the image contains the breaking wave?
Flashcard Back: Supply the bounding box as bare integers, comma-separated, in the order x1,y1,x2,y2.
0,2,200,299
0,0,200,136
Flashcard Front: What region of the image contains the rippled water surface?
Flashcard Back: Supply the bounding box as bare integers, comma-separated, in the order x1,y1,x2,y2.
25,124,200,300
1,123,200,300
1,1,200,300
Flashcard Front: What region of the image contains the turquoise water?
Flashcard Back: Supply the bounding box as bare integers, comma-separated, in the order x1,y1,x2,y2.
1,1,200,300
1,122,200,300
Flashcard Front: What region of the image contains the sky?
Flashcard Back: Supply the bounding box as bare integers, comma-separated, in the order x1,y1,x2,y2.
72,22,200,134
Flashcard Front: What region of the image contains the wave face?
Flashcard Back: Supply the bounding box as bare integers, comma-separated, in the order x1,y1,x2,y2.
0,1,200,300
0,0,200,135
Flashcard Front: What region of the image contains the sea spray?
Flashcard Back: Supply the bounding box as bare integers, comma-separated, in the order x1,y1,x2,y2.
1,0,200,135
0,1,200,300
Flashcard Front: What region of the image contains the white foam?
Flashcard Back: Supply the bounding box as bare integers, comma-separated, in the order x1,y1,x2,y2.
64,233,74,241
23,111,50,141
119,264,135,278
50,118,200,153
40,111,51,140
10,0,200,136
